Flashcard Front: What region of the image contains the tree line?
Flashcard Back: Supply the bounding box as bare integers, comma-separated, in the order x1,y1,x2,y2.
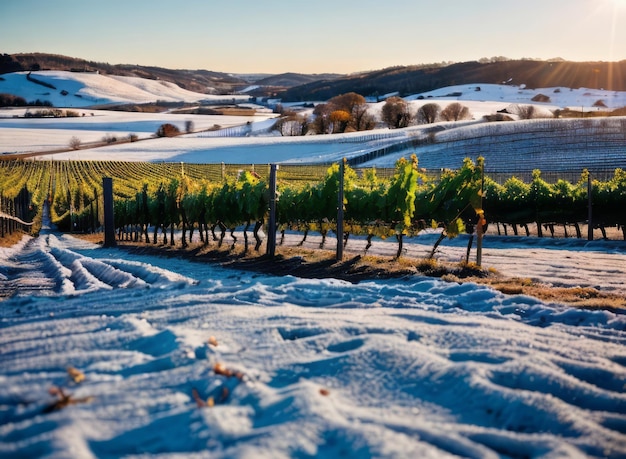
272,92,474,136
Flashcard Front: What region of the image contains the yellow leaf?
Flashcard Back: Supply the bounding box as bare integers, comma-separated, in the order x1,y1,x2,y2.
67,366,85,384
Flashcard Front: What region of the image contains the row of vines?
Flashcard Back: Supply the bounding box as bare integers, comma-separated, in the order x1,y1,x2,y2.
1,158,625,256
109,156,486,259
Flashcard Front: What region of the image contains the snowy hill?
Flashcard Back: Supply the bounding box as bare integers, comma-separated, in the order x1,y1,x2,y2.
0,70,250,107
1,74,626,172
279,59,626,102
406,83,626,110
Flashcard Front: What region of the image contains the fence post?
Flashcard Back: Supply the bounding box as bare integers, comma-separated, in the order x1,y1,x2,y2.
336,159,345,261
587,173,593,241
266,164,278,258
476,161,484,267
103,177,116,248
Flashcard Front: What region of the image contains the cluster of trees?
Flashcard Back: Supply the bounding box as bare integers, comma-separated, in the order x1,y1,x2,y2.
274,92,377,136
154,122,194,137
274,92,473,136
309,92,377,134
25,109,80,118
379,98,471,128
156,123,181,137
0,93,53,107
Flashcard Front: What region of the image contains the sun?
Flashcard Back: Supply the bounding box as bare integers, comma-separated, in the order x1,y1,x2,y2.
609,0,626,7
601,0,626,9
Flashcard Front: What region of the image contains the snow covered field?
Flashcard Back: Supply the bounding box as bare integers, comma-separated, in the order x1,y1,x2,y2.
1,71,625,171
0,71,250,107
0,107,278,156
1,214,626,458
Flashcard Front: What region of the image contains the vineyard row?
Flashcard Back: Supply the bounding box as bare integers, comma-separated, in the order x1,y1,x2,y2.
1,159,625,255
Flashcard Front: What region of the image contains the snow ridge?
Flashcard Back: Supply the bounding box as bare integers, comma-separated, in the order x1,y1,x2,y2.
0,234,196,298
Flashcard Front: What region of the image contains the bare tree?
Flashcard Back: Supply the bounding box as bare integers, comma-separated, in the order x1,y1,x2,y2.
417,103,441,124
308,92,374,134
510,104,536,120
381,96,412,129
274,111,309,136
69,136,81,150
352,103,376,131
310,103,332,134
329,110,351,133
440,102,471,121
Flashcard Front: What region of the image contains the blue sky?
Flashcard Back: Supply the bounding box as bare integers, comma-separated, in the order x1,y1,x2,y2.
1,0,625,74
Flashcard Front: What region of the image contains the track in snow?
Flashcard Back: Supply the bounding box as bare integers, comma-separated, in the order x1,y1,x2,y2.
0,206,196,300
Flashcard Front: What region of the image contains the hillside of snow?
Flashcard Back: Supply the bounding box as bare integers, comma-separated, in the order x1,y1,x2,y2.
407,83,626,110
1,73,626,171
5,113,622,173
0,107,278,155
0,71,249,107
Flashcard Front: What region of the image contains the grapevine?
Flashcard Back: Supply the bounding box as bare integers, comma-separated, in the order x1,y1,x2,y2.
1,160,625,256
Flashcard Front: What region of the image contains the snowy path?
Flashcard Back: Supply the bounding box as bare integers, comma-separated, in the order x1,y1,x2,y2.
0,203,196,299
0,233,196,298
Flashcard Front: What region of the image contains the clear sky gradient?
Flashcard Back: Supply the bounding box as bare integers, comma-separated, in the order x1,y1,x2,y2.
2,0,625,74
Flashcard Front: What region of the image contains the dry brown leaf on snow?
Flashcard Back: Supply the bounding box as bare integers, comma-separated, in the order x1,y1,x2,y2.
213,362,244,380
66,366,85,383
43,386,93,413
191,387,208,408
191,387,224,408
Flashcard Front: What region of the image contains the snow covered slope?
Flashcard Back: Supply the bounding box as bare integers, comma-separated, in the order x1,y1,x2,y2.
406,83,626,110
2,74,626,170
0,70,249,107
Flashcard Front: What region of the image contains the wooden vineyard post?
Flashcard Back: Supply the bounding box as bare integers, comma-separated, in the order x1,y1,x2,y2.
587,173,593,241
266,164,278,258
476,160,484,267
336,159,345,261
103,177,116,248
